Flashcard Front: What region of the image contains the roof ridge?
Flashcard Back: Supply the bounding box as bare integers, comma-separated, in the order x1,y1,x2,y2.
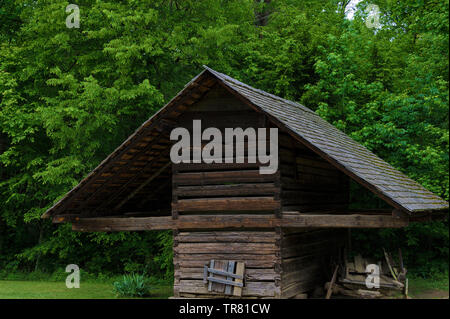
202,65,316,115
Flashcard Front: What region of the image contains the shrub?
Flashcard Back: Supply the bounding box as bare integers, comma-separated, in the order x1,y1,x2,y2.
113,273,151,297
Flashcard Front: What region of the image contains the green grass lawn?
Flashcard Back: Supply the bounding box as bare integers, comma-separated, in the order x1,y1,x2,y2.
0,280,172,299
407,276,449,299
0,276,447,299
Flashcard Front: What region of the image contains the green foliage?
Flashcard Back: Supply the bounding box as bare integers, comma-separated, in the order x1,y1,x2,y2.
0,0,448,279
113,273,151,297
351,220,449,277
153,231,174,279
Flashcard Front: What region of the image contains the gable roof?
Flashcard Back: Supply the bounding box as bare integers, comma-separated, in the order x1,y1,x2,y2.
42,66,448,218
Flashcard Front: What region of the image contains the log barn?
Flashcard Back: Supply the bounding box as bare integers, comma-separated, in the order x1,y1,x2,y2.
42,66,449,298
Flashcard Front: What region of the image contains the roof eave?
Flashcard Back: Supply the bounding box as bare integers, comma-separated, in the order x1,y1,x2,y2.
42,68,213,219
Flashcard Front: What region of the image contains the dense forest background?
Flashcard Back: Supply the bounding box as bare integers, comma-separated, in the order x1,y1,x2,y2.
0,0,448,280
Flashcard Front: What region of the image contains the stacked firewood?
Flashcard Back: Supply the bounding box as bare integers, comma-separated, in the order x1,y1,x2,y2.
325,249,408,299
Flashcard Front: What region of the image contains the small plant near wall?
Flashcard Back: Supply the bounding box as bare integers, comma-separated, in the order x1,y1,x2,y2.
113,274,151,297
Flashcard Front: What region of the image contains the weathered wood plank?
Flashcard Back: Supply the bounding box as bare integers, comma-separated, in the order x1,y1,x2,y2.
173,170,277,186
325,265,339,299
175,183,278,198
70,212,409,231
174,242,277,254
175,279,275,297
225,261,235,295
280,228,345,298
210,260,227,293
175,231,277,243
233,262,245,297
208,260,215,292
173,197,280,212
174,162,262,172
208,276,243,288
175,255,276,268
176,267,275,281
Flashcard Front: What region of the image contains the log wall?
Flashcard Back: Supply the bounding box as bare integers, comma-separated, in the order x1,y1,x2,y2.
278,134,349,298
280,229,346,298
173,230,282,298
172,84,281,218
171,86,283,298
279,133,350,212
171,85,350,299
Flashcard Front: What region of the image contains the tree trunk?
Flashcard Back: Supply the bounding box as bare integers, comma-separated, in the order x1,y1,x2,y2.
255,0,271,26
34,223,44,272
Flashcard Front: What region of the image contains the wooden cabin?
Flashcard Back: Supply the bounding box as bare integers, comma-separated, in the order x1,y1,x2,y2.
42,66,449,298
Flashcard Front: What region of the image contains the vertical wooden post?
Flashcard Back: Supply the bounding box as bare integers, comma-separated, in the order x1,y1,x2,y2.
274,227,282,298
224,261,235,295
171,162,179,297
171,163,179,219
274,122,282,219
233,262,245,297
208,260,215,292
172,229,180,298
274,162,282,218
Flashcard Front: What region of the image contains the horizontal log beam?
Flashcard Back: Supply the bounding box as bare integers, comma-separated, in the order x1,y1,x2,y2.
173,170,277,186
70,212,409,232
173,197,280,212
174,183,279,198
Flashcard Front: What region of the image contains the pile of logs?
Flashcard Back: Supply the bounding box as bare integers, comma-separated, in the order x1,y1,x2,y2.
325,249,408,299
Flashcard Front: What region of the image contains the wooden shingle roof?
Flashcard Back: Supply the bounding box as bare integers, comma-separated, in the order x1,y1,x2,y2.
203,66,448,214
42,66,448,218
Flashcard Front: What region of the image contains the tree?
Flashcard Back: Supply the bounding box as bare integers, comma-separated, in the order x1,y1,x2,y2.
0,0,447,277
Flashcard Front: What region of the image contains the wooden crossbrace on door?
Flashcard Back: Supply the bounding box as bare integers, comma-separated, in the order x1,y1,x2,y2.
203,260,245,296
